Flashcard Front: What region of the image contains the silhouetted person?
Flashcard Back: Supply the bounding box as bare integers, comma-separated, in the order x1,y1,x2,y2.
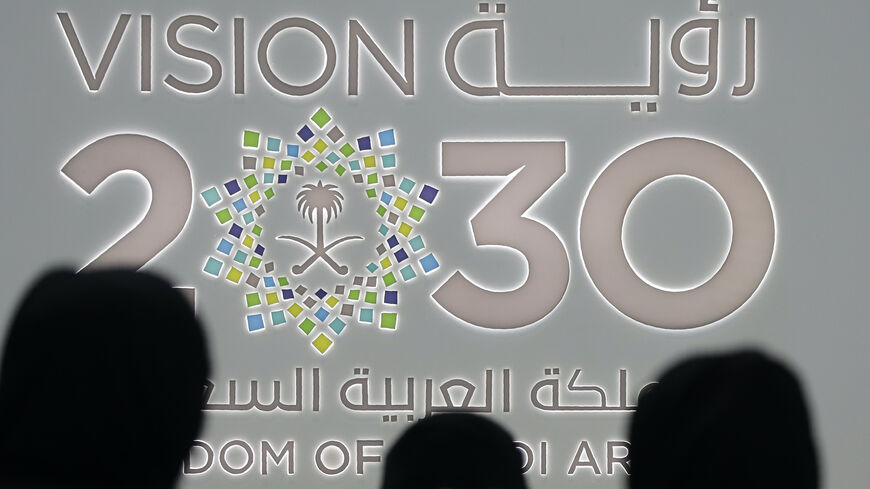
0,269,209,489
381,413,527,489
629,349,819,489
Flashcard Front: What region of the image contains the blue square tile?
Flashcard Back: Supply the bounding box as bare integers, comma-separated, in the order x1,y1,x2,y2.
233,198,247,212
420,253,439,273
217,238,233,255
314,307,329,322
287,144,299,157
378,129,395,147
380,192,393,204
264,276,276,287
247,314,265,332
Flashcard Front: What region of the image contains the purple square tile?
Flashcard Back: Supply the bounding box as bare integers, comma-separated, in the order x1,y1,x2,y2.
357,136,371,151
315,288,327,299
297,125,314,141
254,244,265,256
419,185,439,204
384,290,398,304
387,235,399,248
229,223,243,238
224,179,241,195
282,289,294,300
395,248,408,262
278,174,288,184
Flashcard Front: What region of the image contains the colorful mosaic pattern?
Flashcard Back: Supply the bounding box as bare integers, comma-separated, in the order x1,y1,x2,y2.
199,108,441,354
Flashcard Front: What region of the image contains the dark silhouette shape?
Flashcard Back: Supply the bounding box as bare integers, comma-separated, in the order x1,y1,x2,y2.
0,269,210,489
381,413,528,489
629,349,819,489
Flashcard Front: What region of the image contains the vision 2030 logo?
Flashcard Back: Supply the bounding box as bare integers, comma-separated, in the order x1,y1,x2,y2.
198,108,441,354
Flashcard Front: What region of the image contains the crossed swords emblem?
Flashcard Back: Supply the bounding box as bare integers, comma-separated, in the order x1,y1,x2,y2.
278,181,362,275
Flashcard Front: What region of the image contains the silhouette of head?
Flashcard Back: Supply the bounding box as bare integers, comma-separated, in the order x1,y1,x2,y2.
629,349,819,489
381,413,527,489
0,269,209,489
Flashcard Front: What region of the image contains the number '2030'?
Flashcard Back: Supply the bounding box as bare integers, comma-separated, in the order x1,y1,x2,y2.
63,135,774,331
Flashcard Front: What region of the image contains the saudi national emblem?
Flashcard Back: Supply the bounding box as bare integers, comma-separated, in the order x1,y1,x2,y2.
280,181,361,276
198,108,441,354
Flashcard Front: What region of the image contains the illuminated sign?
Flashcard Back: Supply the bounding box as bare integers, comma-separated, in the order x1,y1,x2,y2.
12,1,852,488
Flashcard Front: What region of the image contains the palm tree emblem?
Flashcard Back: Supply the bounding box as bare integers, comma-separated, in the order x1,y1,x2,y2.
278,181,362,275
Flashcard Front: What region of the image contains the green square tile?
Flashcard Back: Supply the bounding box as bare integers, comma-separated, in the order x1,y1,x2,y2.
376,205,387,217
311,108,331,128
249,256,262,268
339,143,355,157
348,289,360,300
281,160,293,170
315,161,328,172
409,205,425,222
380,312,397,330
252,225,263,236
244,174,258,188
335,164,346,176
366,188,377,198
215,208,232,224
299,318,316,335
382,272,397,286
365,291,377,304
246,293,261,307
278,277,289,286
367,173,378,184
264,188,275,199
243,130,260,148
